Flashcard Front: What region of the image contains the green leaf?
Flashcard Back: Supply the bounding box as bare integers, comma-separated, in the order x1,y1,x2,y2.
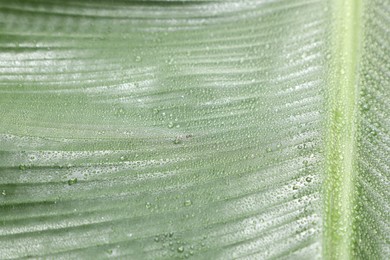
0,0,388,259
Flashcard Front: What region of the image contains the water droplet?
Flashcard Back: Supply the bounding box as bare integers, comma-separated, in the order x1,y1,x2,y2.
145,202,152,209
173,137,182,144
306,176,312,182
154,236,159,242
177,246,184,253
168,122,174,128
361,104,369,112
68,178,77,186
184,200,192,206
135,56,142,62
1,190,6,196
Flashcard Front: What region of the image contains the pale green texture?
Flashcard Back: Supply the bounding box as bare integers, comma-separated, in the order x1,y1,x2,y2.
324,0,362,259
0,0,389,259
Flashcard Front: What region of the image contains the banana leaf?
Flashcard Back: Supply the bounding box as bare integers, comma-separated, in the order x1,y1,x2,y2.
0,0,389,259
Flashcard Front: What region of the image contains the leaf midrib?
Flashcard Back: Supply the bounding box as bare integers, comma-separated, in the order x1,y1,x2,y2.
324,0,363,259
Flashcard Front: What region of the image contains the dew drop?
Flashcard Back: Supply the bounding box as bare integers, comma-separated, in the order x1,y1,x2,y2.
184,200,192,206
68,178,77,186
173,137,182,144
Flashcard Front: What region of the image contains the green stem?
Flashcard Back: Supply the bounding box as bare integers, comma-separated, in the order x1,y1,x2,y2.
324,0,363,259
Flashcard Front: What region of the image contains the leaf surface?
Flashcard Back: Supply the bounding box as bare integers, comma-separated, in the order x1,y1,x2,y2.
0,0,388,259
